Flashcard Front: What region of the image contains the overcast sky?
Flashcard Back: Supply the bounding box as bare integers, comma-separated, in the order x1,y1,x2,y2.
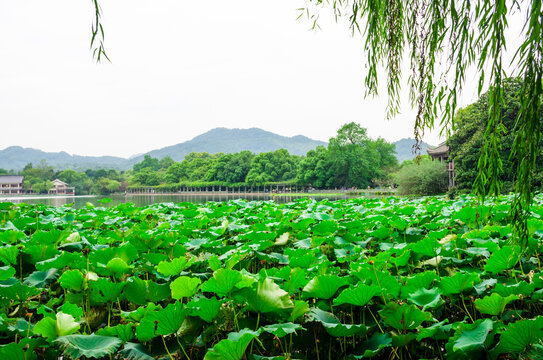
0,1,523,158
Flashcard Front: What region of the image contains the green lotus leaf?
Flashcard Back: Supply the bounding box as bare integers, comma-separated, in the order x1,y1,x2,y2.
23,244,58,264
453,207,478,225
391,332,417,347
284,267,308,294
438,272,480,296
445,319,494,358
473,278,498,295
0,265,15,280
59,302,84,321
411,237,441,257
303,274,349,300
118,342,154,360
474,293,518,316
379,303,433,331
240,278,294,313
371,226,392,240
123,277,169,305
291,218,315,231
309,308,367,337
187,297,222,322
54,334,122,359
34,312,80,341
289,253,316,268
291,300,310,321
146,280,171,303
170,276,201,300
0,280,41,302
312,220,338,235
156,256,193,276
8,318,33,335
350,332,392,358
58,269,85,292
36,252,86,271
407,287,444,310
400,271,439,299
89,277,125,304
204,328,261,360
333,284,380,307
494,281,535,297
0,338,45,360
121,303,162,323
122,277,147,305
261,323,304,338
389,216,409,231
353,269,400,301
136,301,186,341
0,245,19,265
201,268,243,296
484,245,520,274
106,257,132,274
492,317,543,355
23,268,58,288
96,324,134,342
417,319,452,341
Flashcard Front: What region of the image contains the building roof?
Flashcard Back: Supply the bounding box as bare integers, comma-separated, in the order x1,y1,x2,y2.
426,142,449,156
52,179,68,186
0,175,24,184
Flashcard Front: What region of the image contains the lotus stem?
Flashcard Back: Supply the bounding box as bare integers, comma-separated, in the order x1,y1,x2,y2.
161,336,174,360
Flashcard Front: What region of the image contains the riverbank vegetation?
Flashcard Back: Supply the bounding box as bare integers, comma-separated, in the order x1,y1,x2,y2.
2,123,403,196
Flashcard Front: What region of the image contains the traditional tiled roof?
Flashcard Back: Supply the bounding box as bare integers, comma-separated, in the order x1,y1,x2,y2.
52,179,68,186
426,142,449,156
0,175,24,184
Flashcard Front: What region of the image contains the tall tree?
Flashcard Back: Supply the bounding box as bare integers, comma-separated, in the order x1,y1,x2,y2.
449,78,543,192
327,122,397,188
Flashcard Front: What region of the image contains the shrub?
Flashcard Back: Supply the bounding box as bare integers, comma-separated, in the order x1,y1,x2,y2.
395,158,448,195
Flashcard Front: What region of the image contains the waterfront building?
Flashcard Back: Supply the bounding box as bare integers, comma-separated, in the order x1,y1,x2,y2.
0,175,25,195
48,179,75,195
427,142,455,188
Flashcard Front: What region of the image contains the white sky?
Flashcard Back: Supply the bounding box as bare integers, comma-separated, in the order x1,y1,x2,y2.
0,1,523,158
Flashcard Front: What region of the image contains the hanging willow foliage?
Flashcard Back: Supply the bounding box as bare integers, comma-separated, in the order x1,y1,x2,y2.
296,0,543,247
90,0,542,246
90,0,109,63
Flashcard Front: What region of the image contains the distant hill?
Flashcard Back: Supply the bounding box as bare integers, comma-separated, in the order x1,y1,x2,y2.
0,146,126,171
393,138,431,163
128,128,327,165
0,128,327,171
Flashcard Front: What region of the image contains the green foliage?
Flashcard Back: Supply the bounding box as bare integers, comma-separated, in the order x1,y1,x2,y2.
449,79,543,193
2,196,543,359
395,156,448,195
54,335,122,359
246,149,299,184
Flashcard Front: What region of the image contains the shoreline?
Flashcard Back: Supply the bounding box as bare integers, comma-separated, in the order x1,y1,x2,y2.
0,195,97,201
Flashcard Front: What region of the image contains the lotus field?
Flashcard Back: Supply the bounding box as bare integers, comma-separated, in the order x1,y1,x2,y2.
1,196,543,359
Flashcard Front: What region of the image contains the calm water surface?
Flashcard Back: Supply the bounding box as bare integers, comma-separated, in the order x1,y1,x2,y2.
0,194,371,208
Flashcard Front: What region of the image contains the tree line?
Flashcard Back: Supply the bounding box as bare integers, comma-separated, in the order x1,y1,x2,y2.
0,123,402,195
130,123,398,190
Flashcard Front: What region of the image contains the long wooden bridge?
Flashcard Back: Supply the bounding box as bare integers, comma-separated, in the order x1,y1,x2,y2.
126,186,396,197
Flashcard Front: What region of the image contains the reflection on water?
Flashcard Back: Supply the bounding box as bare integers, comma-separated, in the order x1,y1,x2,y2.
0,194,367,208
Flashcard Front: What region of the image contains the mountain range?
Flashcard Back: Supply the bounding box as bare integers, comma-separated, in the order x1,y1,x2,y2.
0,128,431,171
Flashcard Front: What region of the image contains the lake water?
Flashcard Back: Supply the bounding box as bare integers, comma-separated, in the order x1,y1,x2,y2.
0,193,371,208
